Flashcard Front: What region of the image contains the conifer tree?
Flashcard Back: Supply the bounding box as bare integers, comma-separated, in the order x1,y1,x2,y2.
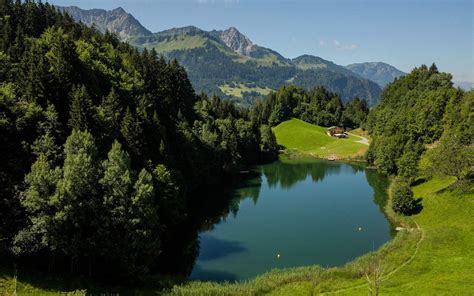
68,85,94,131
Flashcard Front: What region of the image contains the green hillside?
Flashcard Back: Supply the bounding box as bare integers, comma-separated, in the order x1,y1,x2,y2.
137,34,208,52
273,118,368,159
219,83,274,98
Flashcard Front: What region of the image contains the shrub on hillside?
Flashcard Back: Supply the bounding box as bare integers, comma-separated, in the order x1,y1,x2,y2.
391,180,422,216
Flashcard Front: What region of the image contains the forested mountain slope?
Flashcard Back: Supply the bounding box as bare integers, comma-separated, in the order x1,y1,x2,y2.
0,1,278,278
58,5,383,105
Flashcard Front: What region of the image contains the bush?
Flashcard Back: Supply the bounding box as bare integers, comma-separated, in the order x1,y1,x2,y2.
391,180,422,216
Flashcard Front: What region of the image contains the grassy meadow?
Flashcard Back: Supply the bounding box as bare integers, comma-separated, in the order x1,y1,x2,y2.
219,83,274,98
272,118,368,159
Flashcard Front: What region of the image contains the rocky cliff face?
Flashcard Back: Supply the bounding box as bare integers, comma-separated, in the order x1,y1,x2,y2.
58,6,152,40
218,27,254,56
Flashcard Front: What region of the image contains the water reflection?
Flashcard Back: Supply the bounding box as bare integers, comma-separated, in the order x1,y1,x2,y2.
261,158,365,190
163,158,390,280
194,158,388,236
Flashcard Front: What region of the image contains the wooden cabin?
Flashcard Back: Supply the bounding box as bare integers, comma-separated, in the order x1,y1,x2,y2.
326,126,347,138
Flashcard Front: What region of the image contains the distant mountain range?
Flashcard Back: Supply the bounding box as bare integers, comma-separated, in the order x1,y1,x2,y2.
58,6,407,105
346,62,406,87
453,81,474,91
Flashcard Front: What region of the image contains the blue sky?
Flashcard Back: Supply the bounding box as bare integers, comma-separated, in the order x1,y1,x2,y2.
48,0,473,82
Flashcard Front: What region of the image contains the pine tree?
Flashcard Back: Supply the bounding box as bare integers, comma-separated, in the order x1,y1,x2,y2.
68,85,94,131
98,140,134,264
97,87,122,143
121,107,145,162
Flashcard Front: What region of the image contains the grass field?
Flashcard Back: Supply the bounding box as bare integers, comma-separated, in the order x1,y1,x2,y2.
273,118,368,159
349,127,370,139
219,83,274,98
232,53,289,67
142,35,208,52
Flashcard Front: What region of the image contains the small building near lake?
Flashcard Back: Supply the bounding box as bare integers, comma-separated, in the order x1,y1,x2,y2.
327,126,348,138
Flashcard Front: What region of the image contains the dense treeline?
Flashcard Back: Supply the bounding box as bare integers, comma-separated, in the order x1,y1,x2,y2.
366,64,473,181
291,68,381,106
0,0,277,277
250,85,369,129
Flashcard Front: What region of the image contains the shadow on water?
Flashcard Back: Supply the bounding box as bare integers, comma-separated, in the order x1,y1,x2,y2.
198,234,247,261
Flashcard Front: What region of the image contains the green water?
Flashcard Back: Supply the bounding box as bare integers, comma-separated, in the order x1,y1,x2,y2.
190,158,392,281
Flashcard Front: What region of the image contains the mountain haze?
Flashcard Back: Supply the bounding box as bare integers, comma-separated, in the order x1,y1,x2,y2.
346,62,406,87
59,5,384,105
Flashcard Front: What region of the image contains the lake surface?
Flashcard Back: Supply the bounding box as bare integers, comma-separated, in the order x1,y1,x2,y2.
190,158,392,281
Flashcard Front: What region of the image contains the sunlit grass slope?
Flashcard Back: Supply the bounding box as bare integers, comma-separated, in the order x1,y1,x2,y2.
141,35,207,52
272,118,367,159
219,83,274,98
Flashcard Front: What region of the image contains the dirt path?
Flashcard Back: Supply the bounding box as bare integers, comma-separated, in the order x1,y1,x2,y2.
348,133,369,146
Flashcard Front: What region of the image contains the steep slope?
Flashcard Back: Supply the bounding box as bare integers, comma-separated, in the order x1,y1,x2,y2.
59,5,382,105
216,27,254,55
134,27,381,105
58,6,152,40
346,62,406,87
292,56,382,105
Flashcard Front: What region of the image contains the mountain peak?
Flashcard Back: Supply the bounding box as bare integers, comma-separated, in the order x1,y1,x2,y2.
58,6,152,40
111,7,126,13
219,27,254,56
225,26,240,34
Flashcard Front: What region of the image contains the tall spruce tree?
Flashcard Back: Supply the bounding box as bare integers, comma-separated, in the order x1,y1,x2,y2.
68,85,94,131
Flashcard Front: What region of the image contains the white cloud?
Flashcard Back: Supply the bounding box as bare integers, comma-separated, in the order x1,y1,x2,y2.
319,40,326,46
333,40,358,51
